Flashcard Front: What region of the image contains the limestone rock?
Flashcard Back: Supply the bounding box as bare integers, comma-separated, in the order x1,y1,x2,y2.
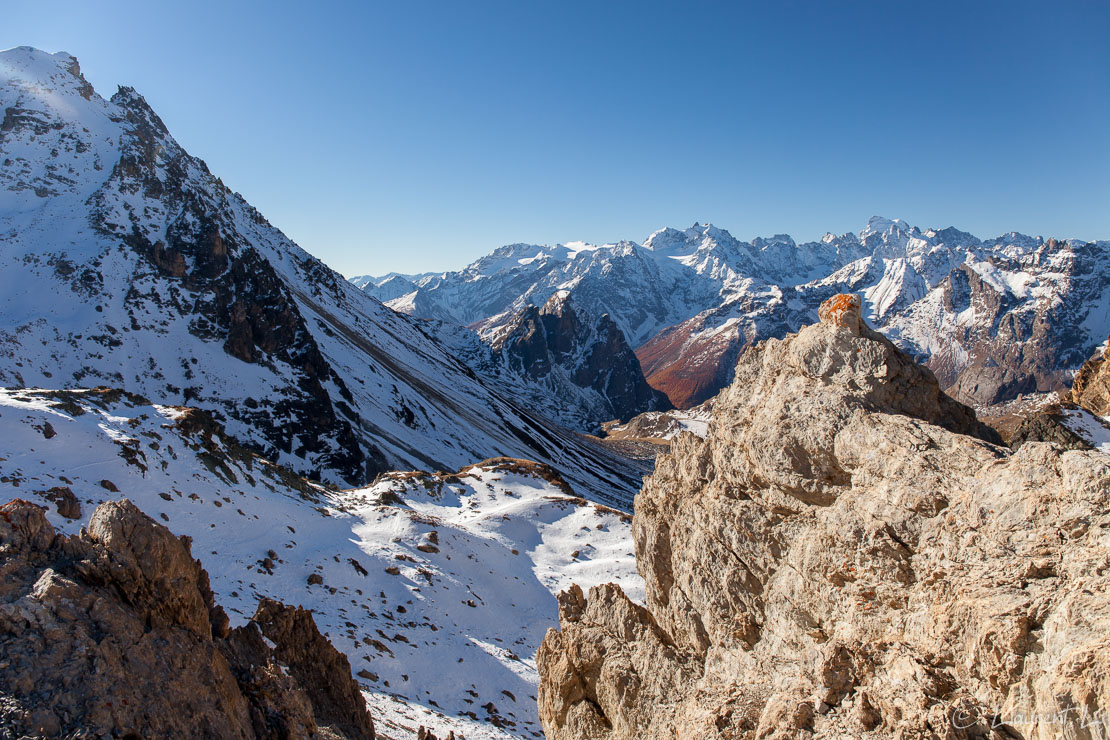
537,295,1110,739
1073,338,1110,416
0,498,374,739
816,292,862,330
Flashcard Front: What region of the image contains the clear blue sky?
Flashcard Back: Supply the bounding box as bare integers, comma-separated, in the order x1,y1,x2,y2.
7,1,1109,276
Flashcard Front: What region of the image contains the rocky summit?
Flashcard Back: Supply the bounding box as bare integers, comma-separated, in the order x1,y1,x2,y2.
536,294,1110,739
0,498,374,739
0,46,648,504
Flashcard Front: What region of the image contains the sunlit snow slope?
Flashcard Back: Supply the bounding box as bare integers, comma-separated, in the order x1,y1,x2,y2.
0,388,642,739
0,46,644,504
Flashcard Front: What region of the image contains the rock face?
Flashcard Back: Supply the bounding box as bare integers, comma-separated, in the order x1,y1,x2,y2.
537,294,1110,739
1073,338,1110,416
487,291,672,429
0,498,374,739
1008,407,1093,452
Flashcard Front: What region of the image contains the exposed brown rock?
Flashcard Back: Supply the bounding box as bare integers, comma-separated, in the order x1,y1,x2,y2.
0,498,374,738
1072,338,1110,416
253,598,375,739
635,310,745,409
39,485,80,519
537,296,1109,739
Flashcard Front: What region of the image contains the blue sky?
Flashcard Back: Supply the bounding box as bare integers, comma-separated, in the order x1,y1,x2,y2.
6,1,1109,276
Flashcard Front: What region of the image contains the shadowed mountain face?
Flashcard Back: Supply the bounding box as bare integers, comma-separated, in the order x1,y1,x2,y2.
488,292,672,428
0,46,644,502
363,219,1110,410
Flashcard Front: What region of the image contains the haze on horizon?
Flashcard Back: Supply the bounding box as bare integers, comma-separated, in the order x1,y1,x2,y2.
5,0,1109,277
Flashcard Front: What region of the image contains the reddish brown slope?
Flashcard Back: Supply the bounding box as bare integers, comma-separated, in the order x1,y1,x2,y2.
635,318,743,409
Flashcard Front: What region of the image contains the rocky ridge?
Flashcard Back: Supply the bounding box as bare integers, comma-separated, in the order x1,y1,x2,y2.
484,291,671,431
0,498,374,738
1003,337,1110,454
0,385,642,739
1073,339,1110,416
536,294,1110,739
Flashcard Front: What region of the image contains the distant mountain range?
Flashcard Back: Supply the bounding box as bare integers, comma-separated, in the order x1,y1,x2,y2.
357,218,1110,408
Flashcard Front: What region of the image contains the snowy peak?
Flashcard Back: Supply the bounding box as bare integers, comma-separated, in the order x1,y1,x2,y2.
539,288,574,317
642,221,738,257
0,46,94,100
860,215,911,238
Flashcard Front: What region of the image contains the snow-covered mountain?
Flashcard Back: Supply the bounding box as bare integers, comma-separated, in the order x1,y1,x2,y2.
0,387,641,739
349,271,435,298
0,46,644,503
420,291,670,433
362,217,1110,408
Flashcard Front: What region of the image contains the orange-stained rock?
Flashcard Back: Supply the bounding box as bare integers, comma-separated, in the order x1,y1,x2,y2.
817,293,862,332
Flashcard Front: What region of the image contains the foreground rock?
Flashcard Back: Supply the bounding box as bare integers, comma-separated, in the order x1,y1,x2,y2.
537,294,1110,739
0,498,374,739
1073,338,1110,416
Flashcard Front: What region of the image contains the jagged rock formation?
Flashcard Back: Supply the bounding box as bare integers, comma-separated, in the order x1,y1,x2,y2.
537,294,1110,739
0,383,644,738
366,219,1110,410
420,291,671,433
487,291,671,429
1073,338,1110,416
1007,406,1092,452
992,337,1110,453
0,498,374,739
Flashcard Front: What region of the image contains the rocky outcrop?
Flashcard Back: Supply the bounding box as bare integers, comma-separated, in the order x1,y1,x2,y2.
1072,338,1110,416
0,498,374,739
537,294,1110,739
1008,406,1093,451
1001,338,1110,453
